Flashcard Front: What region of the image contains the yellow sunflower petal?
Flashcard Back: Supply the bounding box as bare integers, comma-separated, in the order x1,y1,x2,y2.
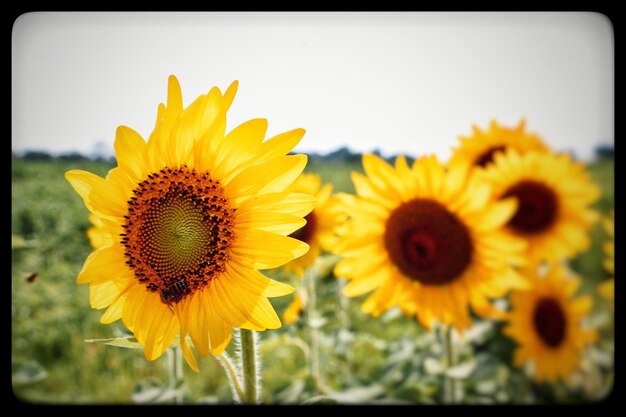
223,80,238,111
231,230,309,269
226,260,294,298
205,293,233,355
226,155,307,202
99,289,128,324
183,291,210,356
180,329,199,373
65,170,127,217
77,245,127,284
210,277,264,330
235,211,306,235
89,278,132,310
237,191,316,218
257,128,306,161
114,126,147,181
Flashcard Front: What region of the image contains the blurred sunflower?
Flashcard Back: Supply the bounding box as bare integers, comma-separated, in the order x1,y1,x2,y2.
479,150,600,263
333,154,527,331
598,210,614,301
283,173,336,277
66,75,315,371
503,264,597,384
87,213,113,250
283,293,304,325
449,119,549,169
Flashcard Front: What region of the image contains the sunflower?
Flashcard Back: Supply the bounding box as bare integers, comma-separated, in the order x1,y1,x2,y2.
478,150,600,264
87,213,113,250
598,210,614,301
503,263,597,384
282,173,336,277
66,76,315,371
283,293,304,325
449,119,549,169
333,154,528,331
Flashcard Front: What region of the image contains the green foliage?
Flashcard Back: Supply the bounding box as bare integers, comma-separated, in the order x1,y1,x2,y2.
11,157,614,404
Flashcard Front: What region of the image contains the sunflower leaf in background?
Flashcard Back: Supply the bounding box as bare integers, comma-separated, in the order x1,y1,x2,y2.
131,379,185,404
85,337,143,349
12,359,48,387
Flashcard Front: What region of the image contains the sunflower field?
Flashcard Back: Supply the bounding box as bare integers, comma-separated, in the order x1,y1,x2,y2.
11,78,614,405
11,154,614,405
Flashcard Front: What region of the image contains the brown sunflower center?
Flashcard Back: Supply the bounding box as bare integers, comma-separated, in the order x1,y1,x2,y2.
121,165,235,305
384,199,473,285
289,212,317,244
475,145,507,167
502,180,558,234
533,297,567,348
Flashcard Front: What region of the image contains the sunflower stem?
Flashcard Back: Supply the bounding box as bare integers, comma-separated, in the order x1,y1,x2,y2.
305,265,328,394
167,346,184,404
444,325,456,404
240,328,260,404
216,352,245,403
175,345,184,403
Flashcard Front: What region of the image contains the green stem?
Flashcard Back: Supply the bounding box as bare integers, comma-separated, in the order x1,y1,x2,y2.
175,346,184,403
167,346,183,404
216,352,245,403
240,329,259,404
338,279,353,383
305,267,322,392
444,325,455,404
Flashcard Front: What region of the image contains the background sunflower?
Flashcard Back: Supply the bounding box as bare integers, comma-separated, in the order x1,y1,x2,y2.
478,150,601,263
449,119,549,169
334,154,527,331
282,173,338,277
598,210,614,301
503,264,597,384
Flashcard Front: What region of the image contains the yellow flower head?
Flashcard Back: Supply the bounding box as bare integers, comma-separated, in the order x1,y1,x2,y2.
334,154,528,331
478,150,601,263
66,76,315,371
450,119,549,169
282,293,304,325
282,173,337,277
599,210,614,301
503,263,597,384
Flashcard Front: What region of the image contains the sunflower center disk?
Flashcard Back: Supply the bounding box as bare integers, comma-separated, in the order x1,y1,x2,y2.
475,145,507,167
384,199,473,285
290,212,317,244
502,180,558,234
121,166,235,305
533,297,567,348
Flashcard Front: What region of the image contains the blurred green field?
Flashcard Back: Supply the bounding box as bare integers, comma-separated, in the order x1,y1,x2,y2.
11,156,614,404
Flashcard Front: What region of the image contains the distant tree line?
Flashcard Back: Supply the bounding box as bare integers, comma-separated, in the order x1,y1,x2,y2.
14,143,613,165
13,150,115,163
300,146,417,165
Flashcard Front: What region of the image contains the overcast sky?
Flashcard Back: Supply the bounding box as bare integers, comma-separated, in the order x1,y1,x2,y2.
12,12,613,161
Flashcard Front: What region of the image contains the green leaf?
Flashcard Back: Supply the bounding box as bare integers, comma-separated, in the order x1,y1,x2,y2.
446,360,477,380
12,360,48,386
11,234,36,249
325,385,385,403
85,336,143,349
475,380,497,395
132,380,184,404
424,357,444,375
275,380,306,403
301,395,338,404
308,317,328,329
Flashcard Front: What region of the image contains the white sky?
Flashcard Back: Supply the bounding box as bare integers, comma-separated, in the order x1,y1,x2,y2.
12,12,614,161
